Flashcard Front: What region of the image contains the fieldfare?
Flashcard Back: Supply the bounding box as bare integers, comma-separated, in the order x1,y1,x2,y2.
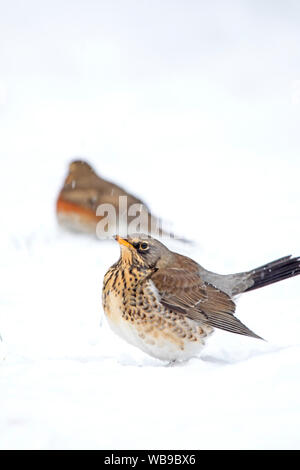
102,235,300,362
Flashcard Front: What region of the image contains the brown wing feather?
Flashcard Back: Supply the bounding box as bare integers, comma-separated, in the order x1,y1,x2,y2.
61,171,149,211
152,267,262,339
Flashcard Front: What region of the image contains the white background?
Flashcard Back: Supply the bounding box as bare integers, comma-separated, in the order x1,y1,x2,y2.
0,0,300,449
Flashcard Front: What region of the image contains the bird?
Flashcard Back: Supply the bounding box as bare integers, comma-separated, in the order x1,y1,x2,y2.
102,234,300,362
56,160,180,240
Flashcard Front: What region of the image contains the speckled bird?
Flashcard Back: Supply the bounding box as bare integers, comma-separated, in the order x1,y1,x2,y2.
102,235,300,362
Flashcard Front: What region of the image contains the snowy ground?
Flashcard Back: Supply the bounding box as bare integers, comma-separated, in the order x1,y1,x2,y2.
1,1,300,449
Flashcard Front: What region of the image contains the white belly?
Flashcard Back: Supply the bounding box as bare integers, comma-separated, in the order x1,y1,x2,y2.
104,294,209,362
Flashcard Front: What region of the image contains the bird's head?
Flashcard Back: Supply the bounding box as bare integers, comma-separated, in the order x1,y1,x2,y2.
115,234,172,270
68,160,94,175
64,160,96,187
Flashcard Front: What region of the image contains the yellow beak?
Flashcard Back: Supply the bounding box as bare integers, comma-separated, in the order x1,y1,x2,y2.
115,235,133,249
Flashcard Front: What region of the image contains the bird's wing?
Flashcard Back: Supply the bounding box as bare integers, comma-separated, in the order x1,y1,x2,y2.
100,182,150,211
151,267,262,339
62,168,150,210
59,188,100,210
60,182,149,212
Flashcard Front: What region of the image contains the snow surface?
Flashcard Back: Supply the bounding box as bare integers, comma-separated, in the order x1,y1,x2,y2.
1,0,300,449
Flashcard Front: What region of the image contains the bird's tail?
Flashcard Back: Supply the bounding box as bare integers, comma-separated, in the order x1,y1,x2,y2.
245,255,300,292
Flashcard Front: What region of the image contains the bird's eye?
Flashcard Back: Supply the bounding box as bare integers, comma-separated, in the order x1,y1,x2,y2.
139,242,149,251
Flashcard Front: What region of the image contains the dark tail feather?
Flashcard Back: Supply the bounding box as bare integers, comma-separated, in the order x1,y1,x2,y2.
245,255,300,292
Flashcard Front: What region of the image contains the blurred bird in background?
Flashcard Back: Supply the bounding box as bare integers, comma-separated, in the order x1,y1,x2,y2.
56,160,185,241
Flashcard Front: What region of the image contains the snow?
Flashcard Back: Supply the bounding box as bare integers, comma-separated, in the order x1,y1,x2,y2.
1,0,300,449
